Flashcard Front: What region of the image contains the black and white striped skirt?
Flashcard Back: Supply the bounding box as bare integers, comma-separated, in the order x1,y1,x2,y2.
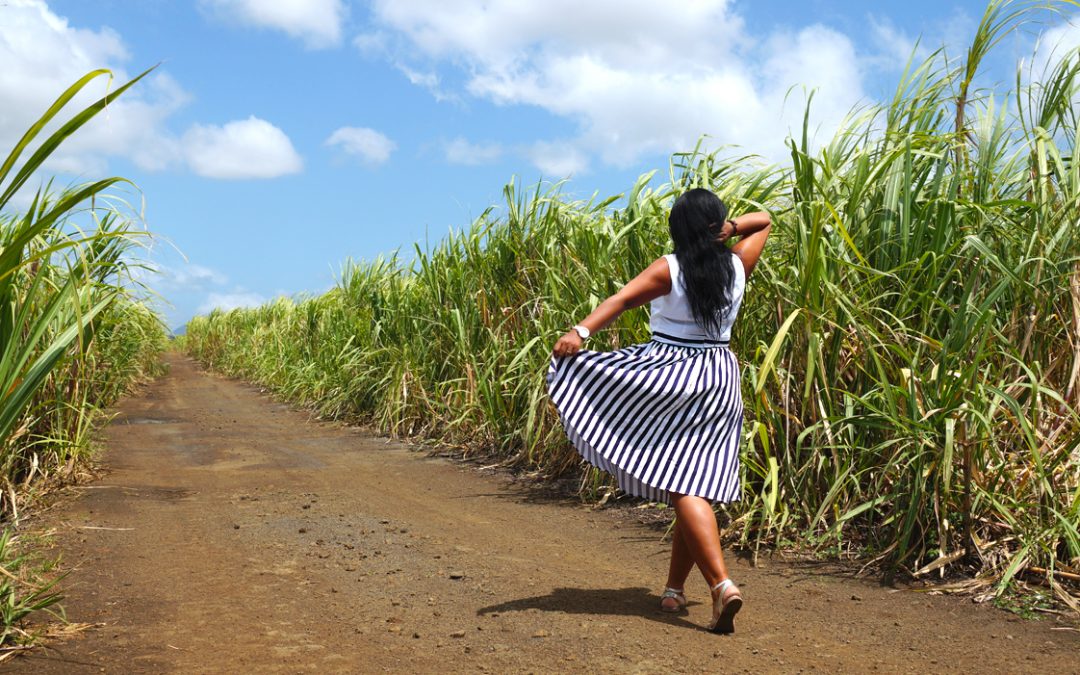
546,336,744,505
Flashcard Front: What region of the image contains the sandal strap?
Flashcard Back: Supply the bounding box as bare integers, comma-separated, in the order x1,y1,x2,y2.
661,587,685,599
711,578,735,593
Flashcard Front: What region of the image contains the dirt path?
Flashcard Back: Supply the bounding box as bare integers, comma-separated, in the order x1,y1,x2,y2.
12,354,1080,673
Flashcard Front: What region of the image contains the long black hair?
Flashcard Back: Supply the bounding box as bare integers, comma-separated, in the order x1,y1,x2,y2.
668,188,736,337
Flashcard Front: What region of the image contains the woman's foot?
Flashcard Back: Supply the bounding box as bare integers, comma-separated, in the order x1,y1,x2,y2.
659,587,687,613
707,579,742,634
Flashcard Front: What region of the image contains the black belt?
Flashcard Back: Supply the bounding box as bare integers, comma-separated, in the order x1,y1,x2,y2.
652,331,729,348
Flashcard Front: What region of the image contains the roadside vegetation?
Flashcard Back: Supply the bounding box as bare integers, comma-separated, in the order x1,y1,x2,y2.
0,70,168,657
184,1,1080,611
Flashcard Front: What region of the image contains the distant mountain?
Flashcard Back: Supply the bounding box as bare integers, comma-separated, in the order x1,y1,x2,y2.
171,324,187,337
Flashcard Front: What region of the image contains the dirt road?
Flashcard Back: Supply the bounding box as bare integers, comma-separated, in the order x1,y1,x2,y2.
13,354,1080,673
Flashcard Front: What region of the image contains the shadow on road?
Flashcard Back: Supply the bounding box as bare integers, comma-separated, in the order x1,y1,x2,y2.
476,586,710,632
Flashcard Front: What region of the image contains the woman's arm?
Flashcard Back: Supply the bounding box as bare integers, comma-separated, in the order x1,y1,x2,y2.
551,257,672,358
725,211,772,277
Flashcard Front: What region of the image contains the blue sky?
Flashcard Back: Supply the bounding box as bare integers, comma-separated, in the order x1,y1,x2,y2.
1,0,1076,328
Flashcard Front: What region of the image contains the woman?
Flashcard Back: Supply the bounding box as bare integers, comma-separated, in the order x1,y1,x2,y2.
547,187,771,634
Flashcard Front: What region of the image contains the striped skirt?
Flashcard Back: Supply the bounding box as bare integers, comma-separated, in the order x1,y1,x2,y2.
546,337,743,505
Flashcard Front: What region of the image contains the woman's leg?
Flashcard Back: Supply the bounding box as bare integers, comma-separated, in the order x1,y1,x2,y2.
670,493,730,589
665,519,695,590
660,519,695,610
671,493,743,631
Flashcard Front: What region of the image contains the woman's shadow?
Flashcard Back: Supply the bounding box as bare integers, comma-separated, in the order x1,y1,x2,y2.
477,586,706,631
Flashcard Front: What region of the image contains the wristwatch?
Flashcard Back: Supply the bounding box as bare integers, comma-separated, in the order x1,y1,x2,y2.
572,325,591,340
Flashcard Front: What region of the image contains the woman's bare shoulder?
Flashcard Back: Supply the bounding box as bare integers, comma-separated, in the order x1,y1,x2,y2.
646,256,673,283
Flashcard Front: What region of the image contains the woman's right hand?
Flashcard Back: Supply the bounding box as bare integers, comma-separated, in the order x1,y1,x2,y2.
729,211,773,278
714,220,736,243
552,331,584,358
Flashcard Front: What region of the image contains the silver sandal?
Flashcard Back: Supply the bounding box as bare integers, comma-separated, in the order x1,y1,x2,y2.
659,587,687,613
707,578,743,634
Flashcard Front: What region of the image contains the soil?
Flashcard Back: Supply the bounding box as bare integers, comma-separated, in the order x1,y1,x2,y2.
10,354,1080,674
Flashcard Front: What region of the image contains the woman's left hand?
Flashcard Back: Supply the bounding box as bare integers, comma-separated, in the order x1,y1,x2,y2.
552,331,584,358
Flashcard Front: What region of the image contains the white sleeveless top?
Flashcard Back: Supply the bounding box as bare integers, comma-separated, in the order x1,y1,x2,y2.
649,253,745,346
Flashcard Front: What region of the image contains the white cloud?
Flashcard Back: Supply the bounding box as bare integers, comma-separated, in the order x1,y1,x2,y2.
395,64,458,103
354,32,459,103
863,11,975,76
444,137,502,165
1034,20,1080,75
1025,20,1080,124
759,25,864,146
398,64,438,89
367,0,869,169
129,260,229,295
354,31,389,56
326,127,396,165
0,1,307,187
177,263,228,286
183,116,303,179
155,262,229,289
199,0,347,49
198,291,267,314
868,18,925,70
0,0,188,177
526,140,587,176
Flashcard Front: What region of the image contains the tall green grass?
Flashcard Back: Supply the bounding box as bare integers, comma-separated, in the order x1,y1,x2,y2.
0,70,167,651
185,1,1080,600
